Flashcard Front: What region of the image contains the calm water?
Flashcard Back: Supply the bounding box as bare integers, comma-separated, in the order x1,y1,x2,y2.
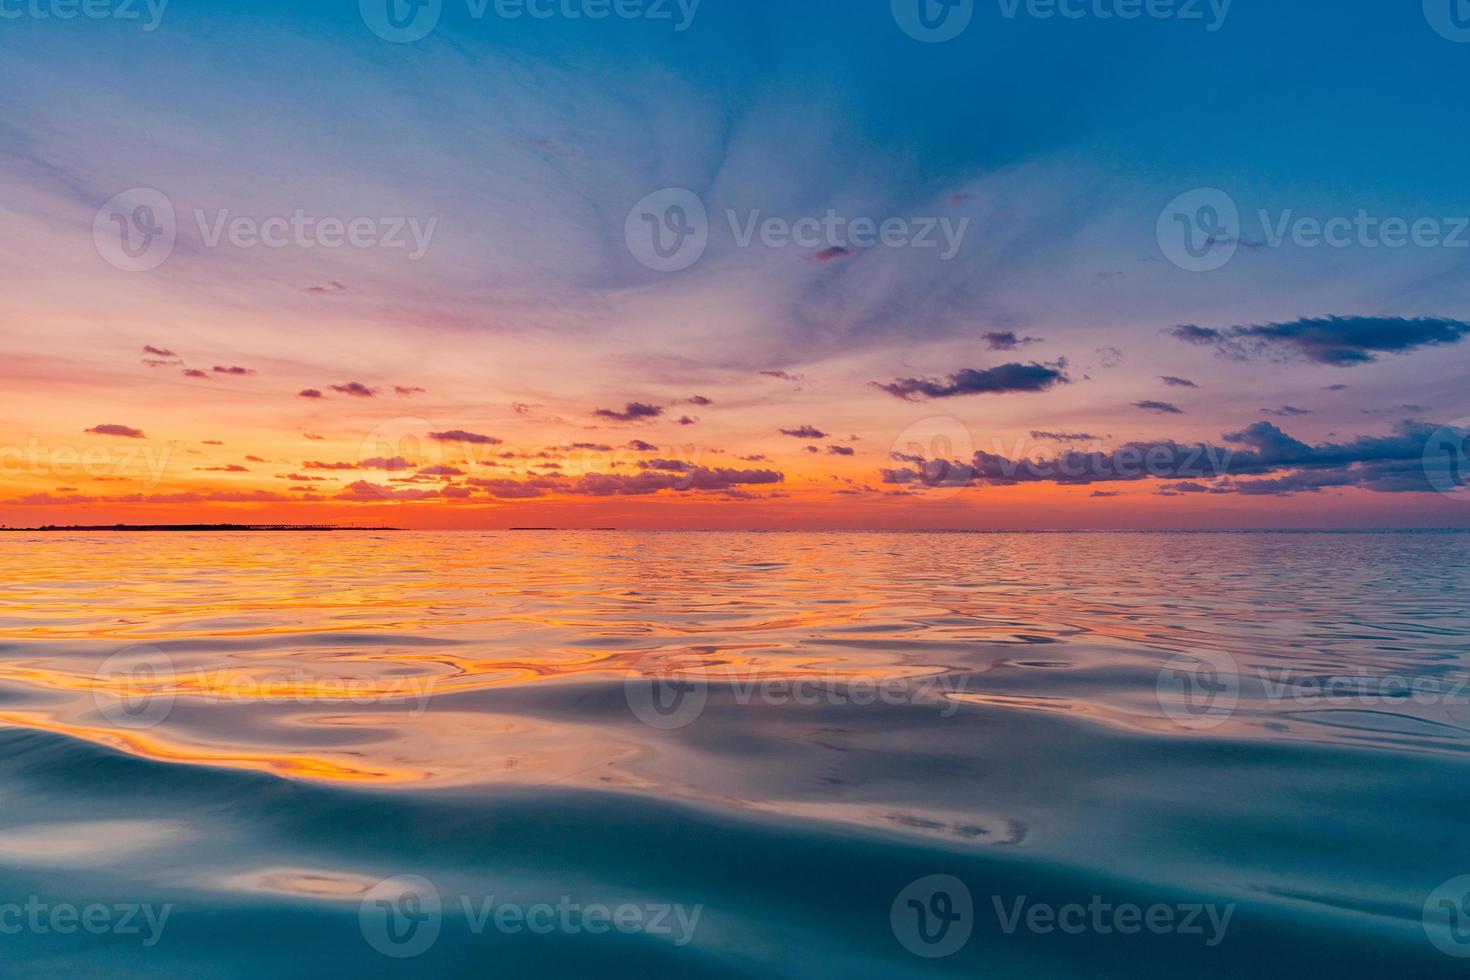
1,531,1468,977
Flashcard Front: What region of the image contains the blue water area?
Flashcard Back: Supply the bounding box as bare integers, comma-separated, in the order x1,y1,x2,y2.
0,531,1467,977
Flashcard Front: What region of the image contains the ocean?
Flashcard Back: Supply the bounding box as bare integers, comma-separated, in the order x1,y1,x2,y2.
0,530,1467,977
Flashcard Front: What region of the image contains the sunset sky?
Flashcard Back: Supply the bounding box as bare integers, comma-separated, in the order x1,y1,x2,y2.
3,0,1469,528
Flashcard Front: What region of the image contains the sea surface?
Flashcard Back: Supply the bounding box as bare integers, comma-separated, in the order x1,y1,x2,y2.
0,530,1468,977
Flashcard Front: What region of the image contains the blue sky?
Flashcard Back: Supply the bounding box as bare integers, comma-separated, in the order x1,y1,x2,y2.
2,0,1469,527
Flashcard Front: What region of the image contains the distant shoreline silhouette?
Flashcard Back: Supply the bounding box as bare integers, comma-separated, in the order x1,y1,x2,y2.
0,524,401,532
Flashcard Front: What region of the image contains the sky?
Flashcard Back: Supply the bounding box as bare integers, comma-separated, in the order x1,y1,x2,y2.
2,0,1470,529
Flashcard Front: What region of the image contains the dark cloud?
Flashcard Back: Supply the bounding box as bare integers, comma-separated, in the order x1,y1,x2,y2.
875,361,1070,401
594,402,663,422
759,370,803,383
1160,376,1199,388
184,369,210,379
827,445,856,456
676,416,698,426
1262,406,1314,418
1135,401,1184,415
331,382,378,398
1168,316,1470,366
571,466,783,496
212,365,255,376
1030,431,1103,443
429,430,502,446
85,424,146,439
303,460,358,471
684,396,714,406
418,465,465,477
306,281,347,294
627,440,659,452
394,386,427,397
298,389,325,399
809,246,856,263
781,425,829,439
360,456,413,471
984,331,1041,351
143,345,177,358
882,419,1465,497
